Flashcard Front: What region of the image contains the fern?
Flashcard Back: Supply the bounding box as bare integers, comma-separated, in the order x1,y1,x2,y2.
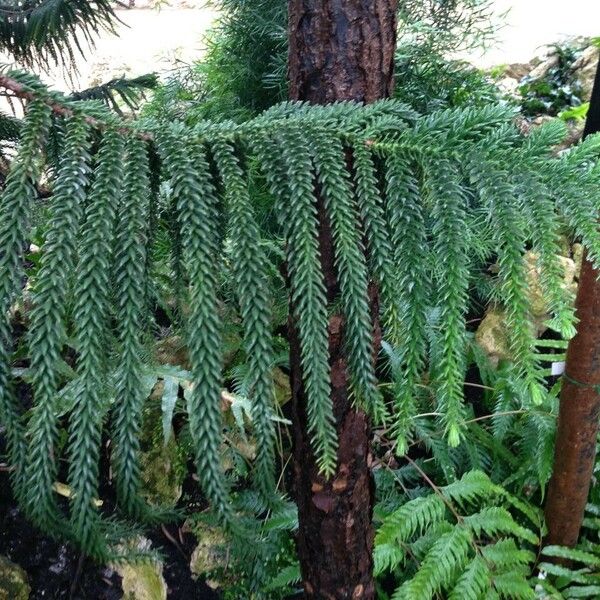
535,505,600,599
375,470,539,600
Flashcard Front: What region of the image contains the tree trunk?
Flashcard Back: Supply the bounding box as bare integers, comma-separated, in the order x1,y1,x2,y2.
544,58,600,547
287,2,397,597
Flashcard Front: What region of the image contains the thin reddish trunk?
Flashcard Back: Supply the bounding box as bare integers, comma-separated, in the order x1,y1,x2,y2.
544,58,600,547
287,1,397,597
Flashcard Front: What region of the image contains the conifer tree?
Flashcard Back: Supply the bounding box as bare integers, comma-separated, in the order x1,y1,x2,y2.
3,4,600,594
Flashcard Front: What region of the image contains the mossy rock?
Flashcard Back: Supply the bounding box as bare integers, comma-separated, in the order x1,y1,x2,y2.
114,538,167,600
475,309,511,366
139,388,186,507
0,556,30,600
119,561,167,600
189,522,228,577
273,367,291,406
140,439,185,506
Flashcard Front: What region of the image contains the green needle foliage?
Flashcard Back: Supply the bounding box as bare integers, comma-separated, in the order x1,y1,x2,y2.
264,124,337,476
385,154,430,453
25,113,92,533
68,126,124,556
0,97,51,497
311,128,383,420
111,136,152,519
2,71,600,554
212,138,277,499
0,0,119,70
157,126,233,523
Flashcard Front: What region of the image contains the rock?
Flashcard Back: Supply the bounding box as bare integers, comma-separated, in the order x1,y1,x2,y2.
140,433,185,507
475,309,511,366
504,63,533,81
523,251,577,321
531,115,555,128
571,45,600,101
0,556,30,600
189,521,234,591
528,54,559,80
497,76,520,96
477,251,578,365
114,539,167,600
572,243,584,279
189,522,228,578
273,367,291,406
139,390,185,507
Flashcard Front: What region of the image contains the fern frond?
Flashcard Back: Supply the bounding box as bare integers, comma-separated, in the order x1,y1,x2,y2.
392,526,472,600
441,470,503,507
374,494,446,574
464,506,538,545
447,555,489,600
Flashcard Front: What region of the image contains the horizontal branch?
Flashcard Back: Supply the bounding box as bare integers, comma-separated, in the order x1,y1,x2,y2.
0,74,154,141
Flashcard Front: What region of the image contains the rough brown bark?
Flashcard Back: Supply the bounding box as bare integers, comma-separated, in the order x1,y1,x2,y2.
544,58,600,547
288,0,397,105
287,1,397,597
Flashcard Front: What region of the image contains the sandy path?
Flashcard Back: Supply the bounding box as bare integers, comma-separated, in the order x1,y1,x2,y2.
39,7,219,91
474,0,600,66
13,2,600,93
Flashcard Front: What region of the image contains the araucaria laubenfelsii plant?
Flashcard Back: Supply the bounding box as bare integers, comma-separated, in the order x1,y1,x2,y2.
2,69,600,560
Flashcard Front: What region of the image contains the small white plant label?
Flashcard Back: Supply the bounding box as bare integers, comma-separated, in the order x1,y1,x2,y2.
551,361,566,376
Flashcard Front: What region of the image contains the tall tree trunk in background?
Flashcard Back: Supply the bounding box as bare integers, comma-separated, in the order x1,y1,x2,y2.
287,2,397,597
544,58,600,547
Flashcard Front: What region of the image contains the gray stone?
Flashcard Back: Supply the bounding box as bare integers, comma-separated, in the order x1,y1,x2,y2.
571,45,600,102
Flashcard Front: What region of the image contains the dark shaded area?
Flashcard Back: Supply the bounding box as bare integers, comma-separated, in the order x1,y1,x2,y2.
0,473,122,600
0,467,220,600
